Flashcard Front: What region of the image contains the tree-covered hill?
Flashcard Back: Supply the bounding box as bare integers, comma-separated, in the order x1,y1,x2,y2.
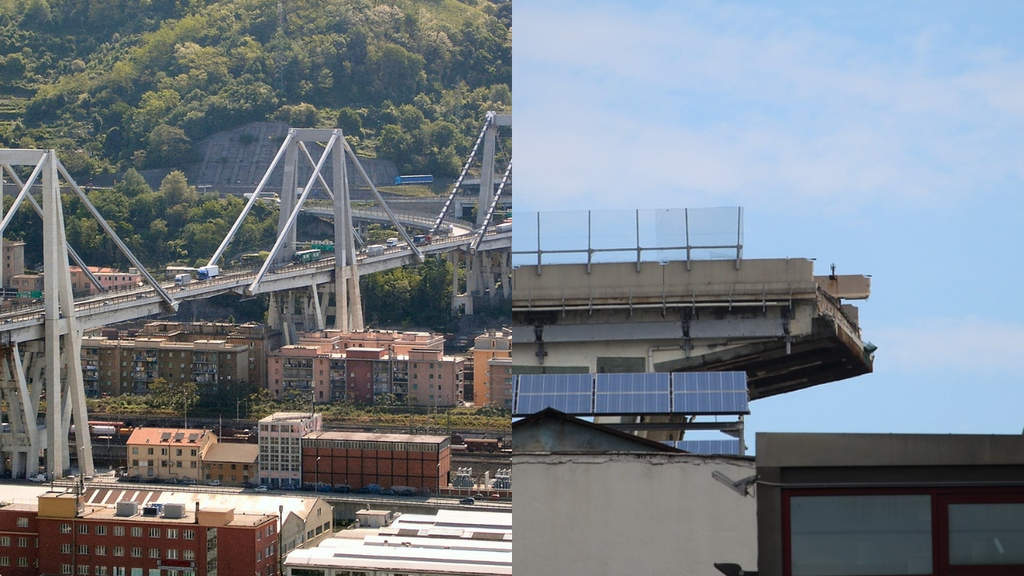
0,0,510,180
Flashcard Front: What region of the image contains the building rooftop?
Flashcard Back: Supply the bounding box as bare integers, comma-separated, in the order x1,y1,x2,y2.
304,431,449,444
127,428,215,446
259,411,319,423
285,509,511,575
203,442,259,464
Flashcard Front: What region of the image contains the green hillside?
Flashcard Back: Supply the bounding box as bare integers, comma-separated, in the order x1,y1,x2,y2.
0,0,510,179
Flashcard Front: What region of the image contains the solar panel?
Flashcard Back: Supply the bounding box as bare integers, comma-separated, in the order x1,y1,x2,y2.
671,372,749,414
160,432,172,441
594,373,670,414
514,373,593,415
671,439,743,455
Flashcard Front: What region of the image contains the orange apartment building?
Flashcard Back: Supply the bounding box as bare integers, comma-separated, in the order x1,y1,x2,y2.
471,328,512,406
126,428,218,483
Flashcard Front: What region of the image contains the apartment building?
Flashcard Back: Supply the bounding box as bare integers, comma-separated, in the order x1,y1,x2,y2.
35,492,278,576
126,428,217,482
267,330,464,406
258,412,323,490
81,336,249,397
471,328,511,406
487,356,514,410
408,348,465,407
0,502,37,576
202,443,259,487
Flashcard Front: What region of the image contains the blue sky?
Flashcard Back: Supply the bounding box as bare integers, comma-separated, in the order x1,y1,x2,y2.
513,1,1024,450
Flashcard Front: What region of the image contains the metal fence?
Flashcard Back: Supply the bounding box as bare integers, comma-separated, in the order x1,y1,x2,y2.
511,207,743,269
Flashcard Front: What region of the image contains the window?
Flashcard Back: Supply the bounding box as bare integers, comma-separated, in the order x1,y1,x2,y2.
948,502,1024,565
149,548,160,559
0,557,9,566
95,566,108,576
0,536,8,546
183,550,195,560
149,528,161,538
113,526,124,537
131,527,142,538
17,537,27,548
16,517,28,528
113,546,124,557
166,549,178,560
166,528,178,539
62,563,73,575
79,564,90,575
60,523,72,534
17,557,28,567
789,494,932,576
131,547,142,558
95,545,106,556
96,525,107,536
60,544,73,554
80,524,89,535
183,529,195,540
79,544,89,555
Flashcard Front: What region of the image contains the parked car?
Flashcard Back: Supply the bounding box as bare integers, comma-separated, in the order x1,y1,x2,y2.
460,498,475,505
206,479,221,486
254,485,268,493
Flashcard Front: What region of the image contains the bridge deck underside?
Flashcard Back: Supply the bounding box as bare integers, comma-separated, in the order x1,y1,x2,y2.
654,316,872,400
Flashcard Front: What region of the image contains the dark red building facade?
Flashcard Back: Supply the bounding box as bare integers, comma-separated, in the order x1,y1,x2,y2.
0,503,39,576
302,431,450,493
28,492,278,576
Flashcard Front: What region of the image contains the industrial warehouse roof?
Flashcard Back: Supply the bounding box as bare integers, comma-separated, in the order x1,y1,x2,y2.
77,487,325,524
285,509,511,575
126,428,215,446
304,431,449,444
203,442,259,464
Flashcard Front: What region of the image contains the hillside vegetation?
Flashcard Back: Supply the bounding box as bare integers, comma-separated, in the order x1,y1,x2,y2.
0,0,510,179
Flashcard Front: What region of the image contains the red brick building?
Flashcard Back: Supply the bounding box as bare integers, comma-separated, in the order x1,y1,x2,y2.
32,491,278,576
0,503,39,576
302,431,450,493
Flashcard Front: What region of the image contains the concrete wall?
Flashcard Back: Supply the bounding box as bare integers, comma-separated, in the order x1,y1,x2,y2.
512,258,816,306
514,452,757,575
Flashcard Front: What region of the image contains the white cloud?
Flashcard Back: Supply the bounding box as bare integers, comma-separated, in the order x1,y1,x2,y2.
513,2,1024,213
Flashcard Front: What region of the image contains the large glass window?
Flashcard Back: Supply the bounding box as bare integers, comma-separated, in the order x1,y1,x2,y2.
949,503,1024,565
790,494,932,576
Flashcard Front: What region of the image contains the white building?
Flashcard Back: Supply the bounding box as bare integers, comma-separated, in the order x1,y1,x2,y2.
513,409,757,576
259,411,323,489
284,509,512,576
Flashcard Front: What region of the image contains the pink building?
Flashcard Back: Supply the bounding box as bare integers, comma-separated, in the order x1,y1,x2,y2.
71,266,142,295
408,348,465,407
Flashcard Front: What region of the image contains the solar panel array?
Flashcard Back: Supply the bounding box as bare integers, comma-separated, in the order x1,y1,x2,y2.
513,371,748,416
670,439,743,455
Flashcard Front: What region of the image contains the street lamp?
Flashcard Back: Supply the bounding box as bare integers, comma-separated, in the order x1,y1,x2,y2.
314,456,321,492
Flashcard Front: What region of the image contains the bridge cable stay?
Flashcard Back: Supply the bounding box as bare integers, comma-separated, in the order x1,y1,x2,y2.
341,139,424,263
295,142,365,249
429,112,495,236
55,160,177,311
470,157,511,254
1,165,105,293
208,131,296,268
247,134,340,294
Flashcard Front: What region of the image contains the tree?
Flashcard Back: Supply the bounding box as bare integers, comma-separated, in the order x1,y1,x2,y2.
146,124,194,167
